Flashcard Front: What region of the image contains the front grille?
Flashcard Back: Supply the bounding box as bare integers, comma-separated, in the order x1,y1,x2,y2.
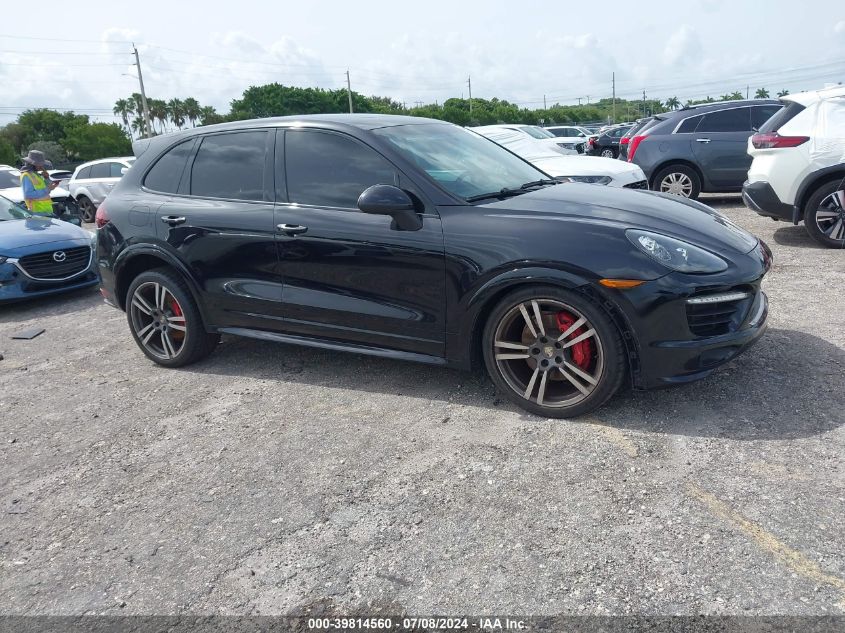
686,291,751,337
18,246,91,280
624,180,649,190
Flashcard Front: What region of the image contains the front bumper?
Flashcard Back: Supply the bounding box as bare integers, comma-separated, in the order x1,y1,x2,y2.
0,247,99,304
742,180,794,222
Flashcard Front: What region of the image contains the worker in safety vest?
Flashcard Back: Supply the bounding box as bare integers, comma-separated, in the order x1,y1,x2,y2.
20,150,57,215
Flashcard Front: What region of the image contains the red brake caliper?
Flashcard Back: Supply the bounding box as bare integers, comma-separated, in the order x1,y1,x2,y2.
556,311,592,370
170,298,183,318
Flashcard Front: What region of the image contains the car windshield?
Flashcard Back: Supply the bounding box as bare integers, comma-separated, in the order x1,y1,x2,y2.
0,196,30,220
374,123,549,200
0,170,21,189
520,126,554,139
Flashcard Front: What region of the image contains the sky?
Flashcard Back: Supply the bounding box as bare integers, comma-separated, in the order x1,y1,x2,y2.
0,0,843,125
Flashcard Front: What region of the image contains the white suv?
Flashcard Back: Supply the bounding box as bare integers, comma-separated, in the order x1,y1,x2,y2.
69,156,135,222
743,85,845,247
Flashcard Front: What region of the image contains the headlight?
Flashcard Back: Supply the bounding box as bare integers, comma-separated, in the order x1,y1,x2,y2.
562,175,612,185
626,229,727,273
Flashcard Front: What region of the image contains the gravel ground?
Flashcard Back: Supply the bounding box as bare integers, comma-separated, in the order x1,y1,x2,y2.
1,196,844,617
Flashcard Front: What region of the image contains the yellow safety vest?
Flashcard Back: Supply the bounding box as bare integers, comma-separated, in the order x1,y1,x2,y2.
21,171,54,214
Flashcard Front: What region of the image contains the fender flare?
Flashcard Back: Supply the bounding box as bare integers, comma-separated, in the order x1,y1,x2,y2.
793,164,845,224
113,243,201,310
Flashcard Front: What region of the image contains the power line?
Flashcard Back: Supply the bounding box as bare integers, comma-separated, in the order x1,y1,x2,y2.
0,33,133,43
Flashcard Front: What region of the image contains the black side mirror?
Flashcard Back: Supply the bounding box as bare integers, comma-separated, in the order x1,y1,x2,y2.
357,184,422,231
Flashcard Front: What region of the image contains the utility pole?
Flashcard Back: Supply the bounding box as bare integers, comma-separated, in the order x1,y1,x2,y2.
132,44,153,139
543,94,547,110
642,89,646,117
587,95,590,104
577,97,582,105
346,70,353,113
612,72,616,123
746,84,750,99
467,75,473,118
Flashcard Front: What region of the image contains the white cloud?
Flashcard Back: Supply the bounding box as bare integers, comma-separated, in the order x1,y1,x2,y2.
835,20,845,34
663,25,703,67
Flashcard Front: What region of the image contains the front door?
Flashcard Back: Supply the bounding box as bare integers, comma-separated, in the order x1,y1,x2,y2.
155,130,283,328
273,128,446,357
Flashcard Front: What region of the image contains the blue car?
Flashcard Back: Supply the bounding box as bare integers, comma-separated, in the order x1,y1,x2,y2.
0,195,98,303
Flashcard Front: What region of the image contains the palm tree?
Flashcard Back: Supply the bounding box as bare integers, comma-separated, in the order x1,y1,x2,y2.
148,99,168,135
730,91,743,100
198,106,218,126
113,99,133,136
182,97,201,127
777,89,789,97
754,88,770,99
665,96,680,110
719,94,733,101
167,99,186,130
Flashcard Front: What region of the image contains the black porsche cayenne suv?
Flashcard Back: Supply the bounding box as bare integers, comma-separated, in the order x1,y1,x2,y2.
96,114,771,418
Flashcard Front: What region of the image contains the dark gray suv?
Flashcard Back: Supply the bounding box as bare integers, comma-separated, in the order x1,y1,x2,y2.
627,100,782,199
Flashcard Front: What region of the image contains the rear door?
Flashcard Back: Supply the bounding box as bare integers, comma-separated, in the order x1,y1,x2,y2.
87,162,123,203
691,106,754,189
155,130,284,328
273,128,446,356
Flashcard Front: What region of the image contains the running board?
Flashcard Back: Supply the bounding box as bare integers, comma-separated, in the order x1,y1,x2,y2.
218,327,447,366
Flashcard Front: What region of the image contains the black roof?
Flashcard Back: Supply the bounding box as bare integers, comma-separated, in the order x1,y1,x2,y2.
677,98,780,113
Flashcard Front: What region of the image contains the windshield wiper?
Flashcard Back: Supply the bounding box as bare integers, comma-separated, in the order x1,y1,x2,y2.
464,187,524,203
519,179,558,190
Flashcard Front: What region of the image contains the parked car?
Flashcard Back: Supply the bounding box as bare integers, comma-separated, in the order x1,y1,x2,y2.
97,114,770,418
0,194,98,303
544,125,592,153
0,165,80,221
619,118,655,161
743,86,845,248
472,126,648,188
587,125,633,158
48,169,74,189
628,100,782,199
472,125,577,155
69,157,135,222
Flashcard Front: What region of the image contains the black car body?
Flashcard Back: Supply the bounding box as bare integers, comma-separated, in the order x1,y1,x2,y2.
628,100,782,199
97,115,770,417
587,125,632,159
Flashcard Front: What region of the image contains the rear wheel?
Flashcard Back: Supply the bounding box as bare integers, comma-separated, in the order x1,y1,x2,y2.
804,180,845,248
600,148,617,159
77,195,96,223
482,287,626,418
126,268,219,367
654,164,701,200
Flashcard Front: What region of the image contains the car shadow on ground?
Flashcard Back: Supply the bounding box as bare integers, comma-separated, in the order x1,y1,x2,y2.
772,224,828,249
187,327,844,441
0,286,101,326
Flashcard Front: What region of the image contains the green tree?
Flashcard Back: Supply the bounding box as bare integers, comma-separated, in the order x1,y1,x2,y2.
665,96,680,110
27,140,67,165
0,137,17,166
182,97,201,127
113,98,133,135
167,98,186,129
755,88,770,99
777,89,789,97
63,123,131,161
148,99,168,134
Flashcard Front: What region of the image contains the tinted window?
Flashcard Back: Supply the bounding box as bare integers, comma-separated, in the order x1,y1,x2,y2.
191,131,267,201
697,107,751,132
90,163,110,179
548,128,569,137
76,166,92,179
758,101,804,133
286,130,396,208
144,139,195,194
676,115,703,133
751,105,782,129
109,163,125,177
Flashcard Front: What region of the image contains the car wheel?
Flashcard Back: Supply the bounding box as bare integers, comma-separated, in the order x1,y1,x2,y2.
482,286,626,418
654,165,701,200
77,196,96,223
126,268,220,367
804,181,845,248
600,148,616,159
576,143,585,154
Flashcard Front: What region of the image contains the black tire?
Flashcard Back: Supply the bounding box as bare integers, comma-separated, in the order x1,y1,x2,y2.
77,195,96,223
125,268,219,367
482,286,626,418
803,180,845,248
653,164,701,200
600,147,617,159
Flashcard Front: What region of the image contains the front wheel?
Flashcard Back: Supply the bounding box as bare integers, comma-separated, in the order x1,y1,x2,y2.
653,165,701,200
482,287,626,418
126,268,219,367
77,195,96,223
804,181,845,248
600,148,617,159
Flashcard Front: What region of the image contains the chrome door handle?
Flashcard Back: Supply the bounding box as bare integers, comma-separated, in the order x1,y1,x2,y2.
277,223,308,235
695,138,711,143
160,215,186,226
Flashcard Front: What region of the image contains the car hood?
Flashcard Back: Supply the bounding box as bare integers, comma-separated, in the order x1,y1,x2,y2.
481,184,759,255
0,186,71,203
0,216,92,254
529,155,643,178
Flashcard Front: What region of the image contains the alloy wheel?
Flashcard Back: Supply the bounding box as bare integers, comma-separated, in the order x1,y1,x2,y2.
814,189,845,241
492,299,604,408
129,282,187,360
78,197,96,223
601,149,615,158
659,172,693,197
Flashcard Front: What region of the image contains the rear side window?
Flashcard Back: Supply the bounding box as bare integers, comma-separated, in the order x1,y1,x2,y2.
75,166,92,179
676,115,702,133
190,131,267,201
90,163,110,179
144,139,195,194
758,101,806,133
285,130,397,208
697,107,751,133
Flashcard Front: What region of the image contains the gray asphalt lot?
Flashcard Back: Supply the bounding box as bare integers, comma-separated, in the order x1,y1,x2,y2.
1,196,844,616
